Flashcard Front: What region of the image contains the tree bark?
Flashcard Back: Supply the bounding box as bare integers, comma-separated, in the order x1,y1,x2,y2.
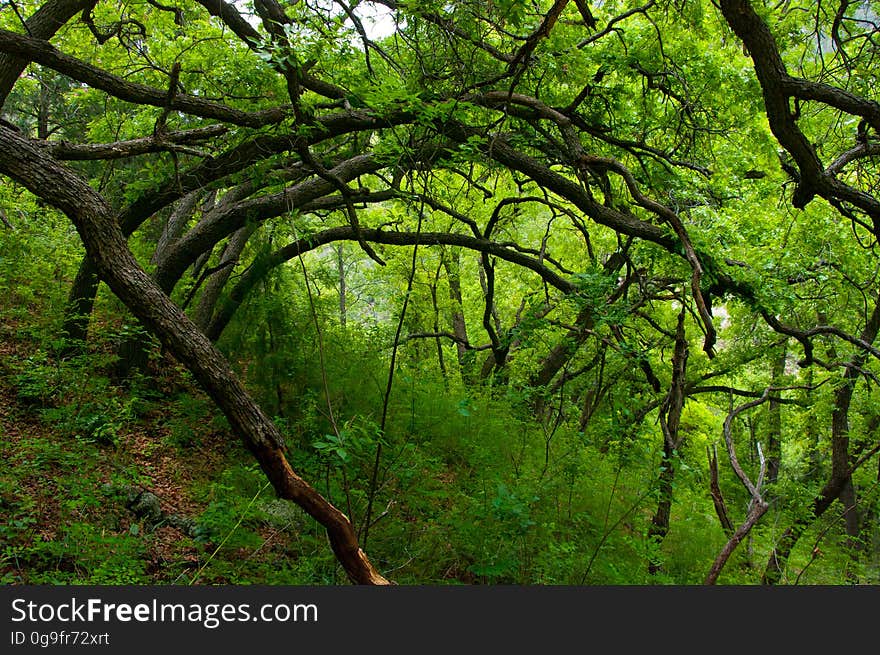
530,304,594,390
59,256,99,352
0,0,93,108
647,310,688,574
708,444,735,538
705,500,769,585
152,191,202,266
337,243,347,329
441,247,474,380
56,113,405,355
0,124,389,585
193,225,256,331
762,292,880,584
766,344,786,484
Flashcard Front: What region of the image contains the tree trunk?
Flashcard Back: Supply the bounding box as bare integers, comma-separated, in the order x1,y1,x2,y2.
831,369,863,583
441,247,473,378
0,0,92,107
429,261,447,382
647,310,688,574
37,75,50,140
152,191,202,266
530,304,594,390
0,124,389,585
647,437,676,575
762,474,849,585
337,242,347,329
61,191,200,358
766,344,786,484
763,293,880,584
11,3,104,356
60,257,99,353
193,224,256,331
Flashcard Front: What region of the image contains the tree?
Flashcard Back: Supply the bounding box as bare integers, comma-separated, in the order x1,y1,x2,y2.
1,0,878,584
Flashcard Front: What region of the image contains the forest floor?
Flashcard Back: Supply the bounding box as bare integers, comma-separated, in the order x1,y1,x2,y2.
0,315,300,585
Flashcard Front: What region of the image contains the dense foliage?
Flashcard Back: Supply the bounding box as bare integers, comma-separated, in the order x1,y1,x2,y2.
0,0,878,584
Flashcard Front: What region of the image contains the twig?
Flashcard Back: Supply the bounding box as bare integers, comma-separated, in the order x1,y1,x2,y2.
362,193,424,548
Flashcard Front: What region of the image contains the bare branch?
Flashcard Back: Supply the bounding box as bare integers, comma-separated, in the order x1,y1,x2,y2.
707,444,735,538
39,125,227,160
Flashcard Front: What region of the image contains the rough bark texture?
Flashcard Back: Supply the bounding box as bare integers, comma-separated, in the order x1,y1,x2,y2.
193,225,256,331
0,0,92,108
0,124,389,585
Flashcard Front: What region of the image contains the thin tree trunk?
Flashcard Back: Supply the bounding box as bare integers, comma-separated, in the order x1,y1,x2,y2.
37,76,50,140
708,444,735,538
429,261,447,381
766,344,786,484
705,500,769,585
441,247,472,376
762,475,849,584
152,191,202,265
337,242,347,329
647,309,688,574
60,257,99,353
647,437,676,575
193,224,256,331
530,304,594,390
705,388,772,584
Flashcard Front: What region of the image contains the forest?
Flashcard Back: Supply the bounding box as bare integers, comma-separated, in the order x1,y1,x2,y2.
0,0,878,586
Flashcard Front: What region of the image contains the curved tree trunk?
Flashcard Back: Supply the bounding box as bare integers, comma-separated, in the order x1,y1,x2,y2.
193,225,256,331
0,124,389,585
0,0,92,108
4,0,96,357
